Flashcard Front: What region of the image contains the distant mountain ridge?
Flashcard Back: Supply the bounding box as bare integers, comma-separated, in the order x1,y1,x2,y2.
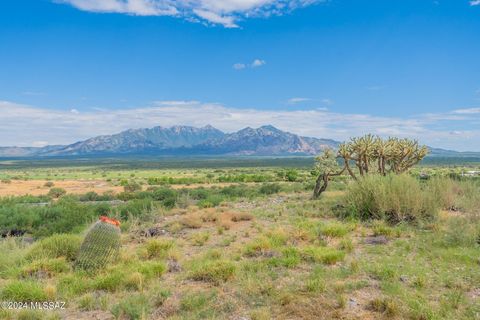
0,125,339,157
0,125,477,158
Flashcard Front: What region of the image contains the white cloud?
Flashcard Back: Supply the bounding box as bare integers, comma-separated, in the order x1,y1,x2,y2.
233,63,246,70
288,97,311,104
321,98,333,106
193,9,238,28
1,100,480,151
251,59,266,67
452,107,480,114
22,91,46,96
233,59,266,70
470,0,480,6
56,0,324,27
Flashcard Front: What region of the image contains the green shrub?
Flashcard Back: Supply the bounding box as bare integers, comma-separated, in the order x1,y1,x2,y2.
118,199,154,220
0,197,100,238
342,174,438,223
27,234,82,261
123,181,142,193
48,187,67,198
94,270,125,292
439,217,480,248
44,181,55,188
198,195,224,208
1,281,48,302
57,273,93,297
187,259,236,284
22,257,71,277
318,221,354,238
138,261,167,279
259,183,281,195
300,246,345,265
141,239,175,259
111,294,150,320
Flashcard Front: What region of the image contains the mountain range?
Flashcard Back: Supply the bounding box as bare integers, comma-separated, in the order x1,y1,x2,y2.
0,125,339,157
0,125,477,158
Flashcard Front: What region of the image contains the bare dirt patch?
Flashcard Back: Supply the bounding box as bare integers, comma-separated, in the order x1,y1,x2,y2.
0,179,122,196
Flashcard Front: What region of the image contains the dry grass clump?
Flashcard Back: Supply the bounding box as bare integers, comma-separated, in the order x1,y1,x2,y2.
199,208,219,222
178,215,203,229
342,174,438,223
368,297,399,316
230,211,254,222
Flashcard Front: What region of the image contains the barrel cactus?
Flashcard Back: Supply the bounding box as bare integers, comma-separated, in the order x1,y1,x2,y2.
75,216,121,272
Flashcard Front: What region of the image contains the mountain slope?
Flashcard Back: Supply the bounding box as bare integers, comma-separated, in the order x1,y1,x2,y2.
196,125,339,155
47,125,225,156
0,125,477,158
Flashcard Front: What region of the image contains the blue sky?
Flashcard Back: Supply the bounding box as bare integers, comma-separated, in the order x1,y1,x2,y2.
0,0,479,150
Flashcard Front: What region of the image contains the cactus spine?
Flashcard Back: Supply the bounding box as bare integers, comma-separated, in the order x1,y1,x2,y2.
75,216,121,272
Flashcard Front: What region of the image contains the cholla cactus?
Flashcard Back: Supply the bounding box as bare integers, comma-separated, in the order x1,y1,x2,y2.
337,135,428,179
313,135,429,197
75,216,121,272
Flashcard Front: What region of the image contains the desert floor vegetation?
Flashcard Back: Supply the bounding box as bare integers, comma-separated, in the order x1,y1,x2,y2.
0,160,479,319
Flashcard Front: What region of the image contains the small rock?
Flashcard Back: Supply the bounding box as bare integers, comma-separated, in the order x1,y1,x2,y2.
168,260,182,273
348,298,357,307
142,226,167,237
364,235,388,245
261,250,281,258
400,275,409,283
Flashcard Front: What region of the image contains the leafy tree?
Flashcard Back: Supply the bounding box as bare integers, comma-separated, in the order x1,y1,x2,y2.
312,149,344,199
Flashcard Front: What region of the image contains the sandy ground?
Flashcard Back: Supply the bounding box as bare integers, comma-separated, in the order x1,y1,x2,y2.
0,180,262,197
0,180,123,197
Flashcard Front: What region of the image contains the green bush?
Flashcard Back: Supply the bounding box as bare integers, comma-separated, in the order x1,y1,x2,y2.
22,257,71,277
342,174,438,223
198,195,224,208
47,187,67,198
27,234,82,261
118,199,154,220
300,246,345,265
259,183,281,195
187,259,236,284
1,281,48,302
0,197,101,238
439,217,480,248
111,294,150,320
124,181,142,193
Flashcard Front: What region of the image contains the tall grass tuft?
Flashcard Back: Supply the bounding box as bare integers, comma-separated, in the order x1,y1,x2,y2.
341,174,438,223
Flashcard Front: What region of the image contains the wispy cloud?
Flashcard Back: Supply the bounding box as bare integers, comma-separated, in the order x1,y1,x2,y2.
287,97,311,104
233,59,266,70
470,0,480,6
1,100,480,151
251,59,266,68
232,63,246,70
287,97,332,107
22,91,46,96
56,0,325,28
452,107,480,114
